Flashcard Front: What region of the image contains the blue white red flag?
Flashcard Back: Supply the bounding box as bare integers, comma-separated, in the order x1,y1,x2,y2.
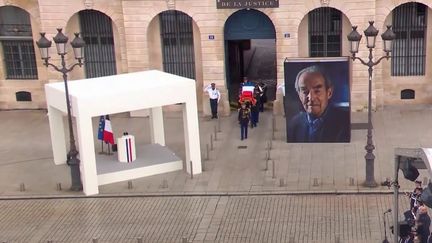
97,116,105,140
103,115,114,145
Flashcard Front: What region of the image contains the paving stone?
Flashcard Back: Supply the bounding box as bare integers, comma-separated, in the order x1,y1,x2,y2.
0,195,394,242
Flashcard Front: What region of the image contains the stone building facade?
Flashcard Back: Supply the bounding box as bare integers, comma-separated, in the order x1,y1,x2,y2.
0,0,431,115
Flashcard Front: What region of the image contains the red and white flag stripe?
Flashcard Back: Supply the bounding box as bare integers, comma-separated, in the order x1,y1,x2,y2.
103,117,114,145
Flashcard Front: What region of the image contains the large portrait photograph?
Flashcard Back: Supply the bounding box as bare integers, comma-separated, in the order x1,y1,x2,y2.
284,58,351,143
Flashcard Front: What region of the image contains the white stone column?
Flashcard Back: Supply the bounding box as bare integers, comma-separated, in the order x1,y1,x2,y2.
76,115,99,196
47,105,67,165
149,106,165,146
182,101,202,175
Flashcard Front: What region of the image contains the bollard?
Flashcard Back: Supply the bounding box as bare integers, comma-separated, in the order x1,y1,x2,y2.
217,118,221,132
266,150,271,161
313,178,319,187
279,178,285,187
162,179,168,189
265,159,269,171
272,160,276,179
182,237,188,243
56,183,62,191
190,161,193,179
271,116,276,140
350,177,354,186
92,238,98,243
137,237,143,243
205,144,210,161
214,126,217,141
210,134,214,151
128,181,133,189
19,183,25,192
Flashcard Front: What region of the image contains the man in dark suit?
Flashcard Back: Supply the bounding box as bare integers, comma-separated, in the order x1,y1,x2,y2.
416,206,431,243
287,66,350,143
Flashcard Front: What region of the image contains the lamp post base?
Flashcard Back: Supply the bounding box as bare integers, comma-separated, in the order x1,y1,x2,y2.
364,155,377,188
69,159,83,191
70,185,83,191
362,180,378,188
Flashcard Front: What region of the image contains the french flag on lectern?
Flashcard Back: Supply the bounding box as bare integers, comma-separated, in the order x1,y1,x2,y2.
103,115,114,145
124,136,134,163
117,133,136,163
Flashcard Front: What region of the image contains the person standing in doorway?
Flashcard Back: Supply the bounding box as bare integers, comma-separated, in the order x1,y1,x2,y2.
204,82,221,119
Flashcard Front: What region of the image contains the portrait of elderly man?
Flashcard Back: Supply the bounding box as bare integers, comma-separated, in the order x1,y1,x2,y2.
287,65,350,143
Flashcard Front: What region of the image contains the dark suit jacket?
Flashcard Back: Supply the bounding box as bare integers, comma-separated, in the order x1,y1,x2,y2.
287,105,350,143
417,213,431,243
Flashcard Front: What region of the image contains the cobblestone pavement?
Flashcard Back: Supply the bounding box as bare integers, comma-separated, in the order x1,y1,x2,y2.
0,194,408,243
2,107,432,197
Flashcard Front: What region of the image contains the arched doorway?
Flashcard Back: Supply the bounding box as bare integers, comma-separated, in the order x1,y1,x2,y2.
78,10,116,78
379,2,431,105
158,10,196,80
297,7,352,58
224,9,276,104
147,10,204,111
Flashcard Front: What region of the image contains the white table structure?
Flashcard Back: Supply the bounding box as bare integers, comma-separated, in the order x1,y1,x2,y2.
45,70,202,195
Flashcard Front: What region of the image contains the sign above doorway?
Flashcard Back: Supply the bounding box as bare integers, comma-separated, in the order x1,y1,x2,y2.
216,0,279,9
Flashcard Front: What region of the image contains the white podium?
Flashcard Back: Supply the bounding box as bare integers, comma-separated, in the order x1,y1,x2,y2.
46,70,202,195
117,134,136,163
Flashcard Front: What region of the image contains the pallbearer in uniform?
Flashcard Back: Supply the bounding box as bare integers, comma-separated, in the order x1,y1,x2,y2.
203,82,221,119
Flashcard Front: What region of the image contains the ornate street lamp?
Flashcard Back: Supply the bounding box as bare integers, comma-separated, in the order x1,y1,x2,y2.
347,21,395,187
36,28,85,191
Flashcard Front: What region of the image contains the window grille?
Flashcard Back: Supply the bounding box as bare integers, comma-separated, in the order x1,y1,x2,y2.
0,6,37,79
79,10,117,78
401,89,415,99
159,11,195,79
15,91,31,101
392,3,427,76
308,7,342,57
2,40,37,79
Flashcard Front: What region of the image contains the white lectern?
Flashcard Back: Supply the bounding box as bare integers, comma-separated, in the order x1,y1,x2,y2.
118,134,136,163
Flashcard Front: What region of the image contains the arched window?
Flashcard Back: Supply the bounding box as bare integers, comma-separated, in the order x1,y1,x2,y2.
0,6,37,79
15,91,31,101
159,11,195,79
401,89,415,99
79,10,116,78
308,7,342,57
392,3,427,76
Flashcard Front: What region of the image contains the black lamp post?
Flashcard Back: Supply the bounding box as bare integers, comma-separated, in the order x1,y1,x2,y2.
36,28,85,191
347,21,396,187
